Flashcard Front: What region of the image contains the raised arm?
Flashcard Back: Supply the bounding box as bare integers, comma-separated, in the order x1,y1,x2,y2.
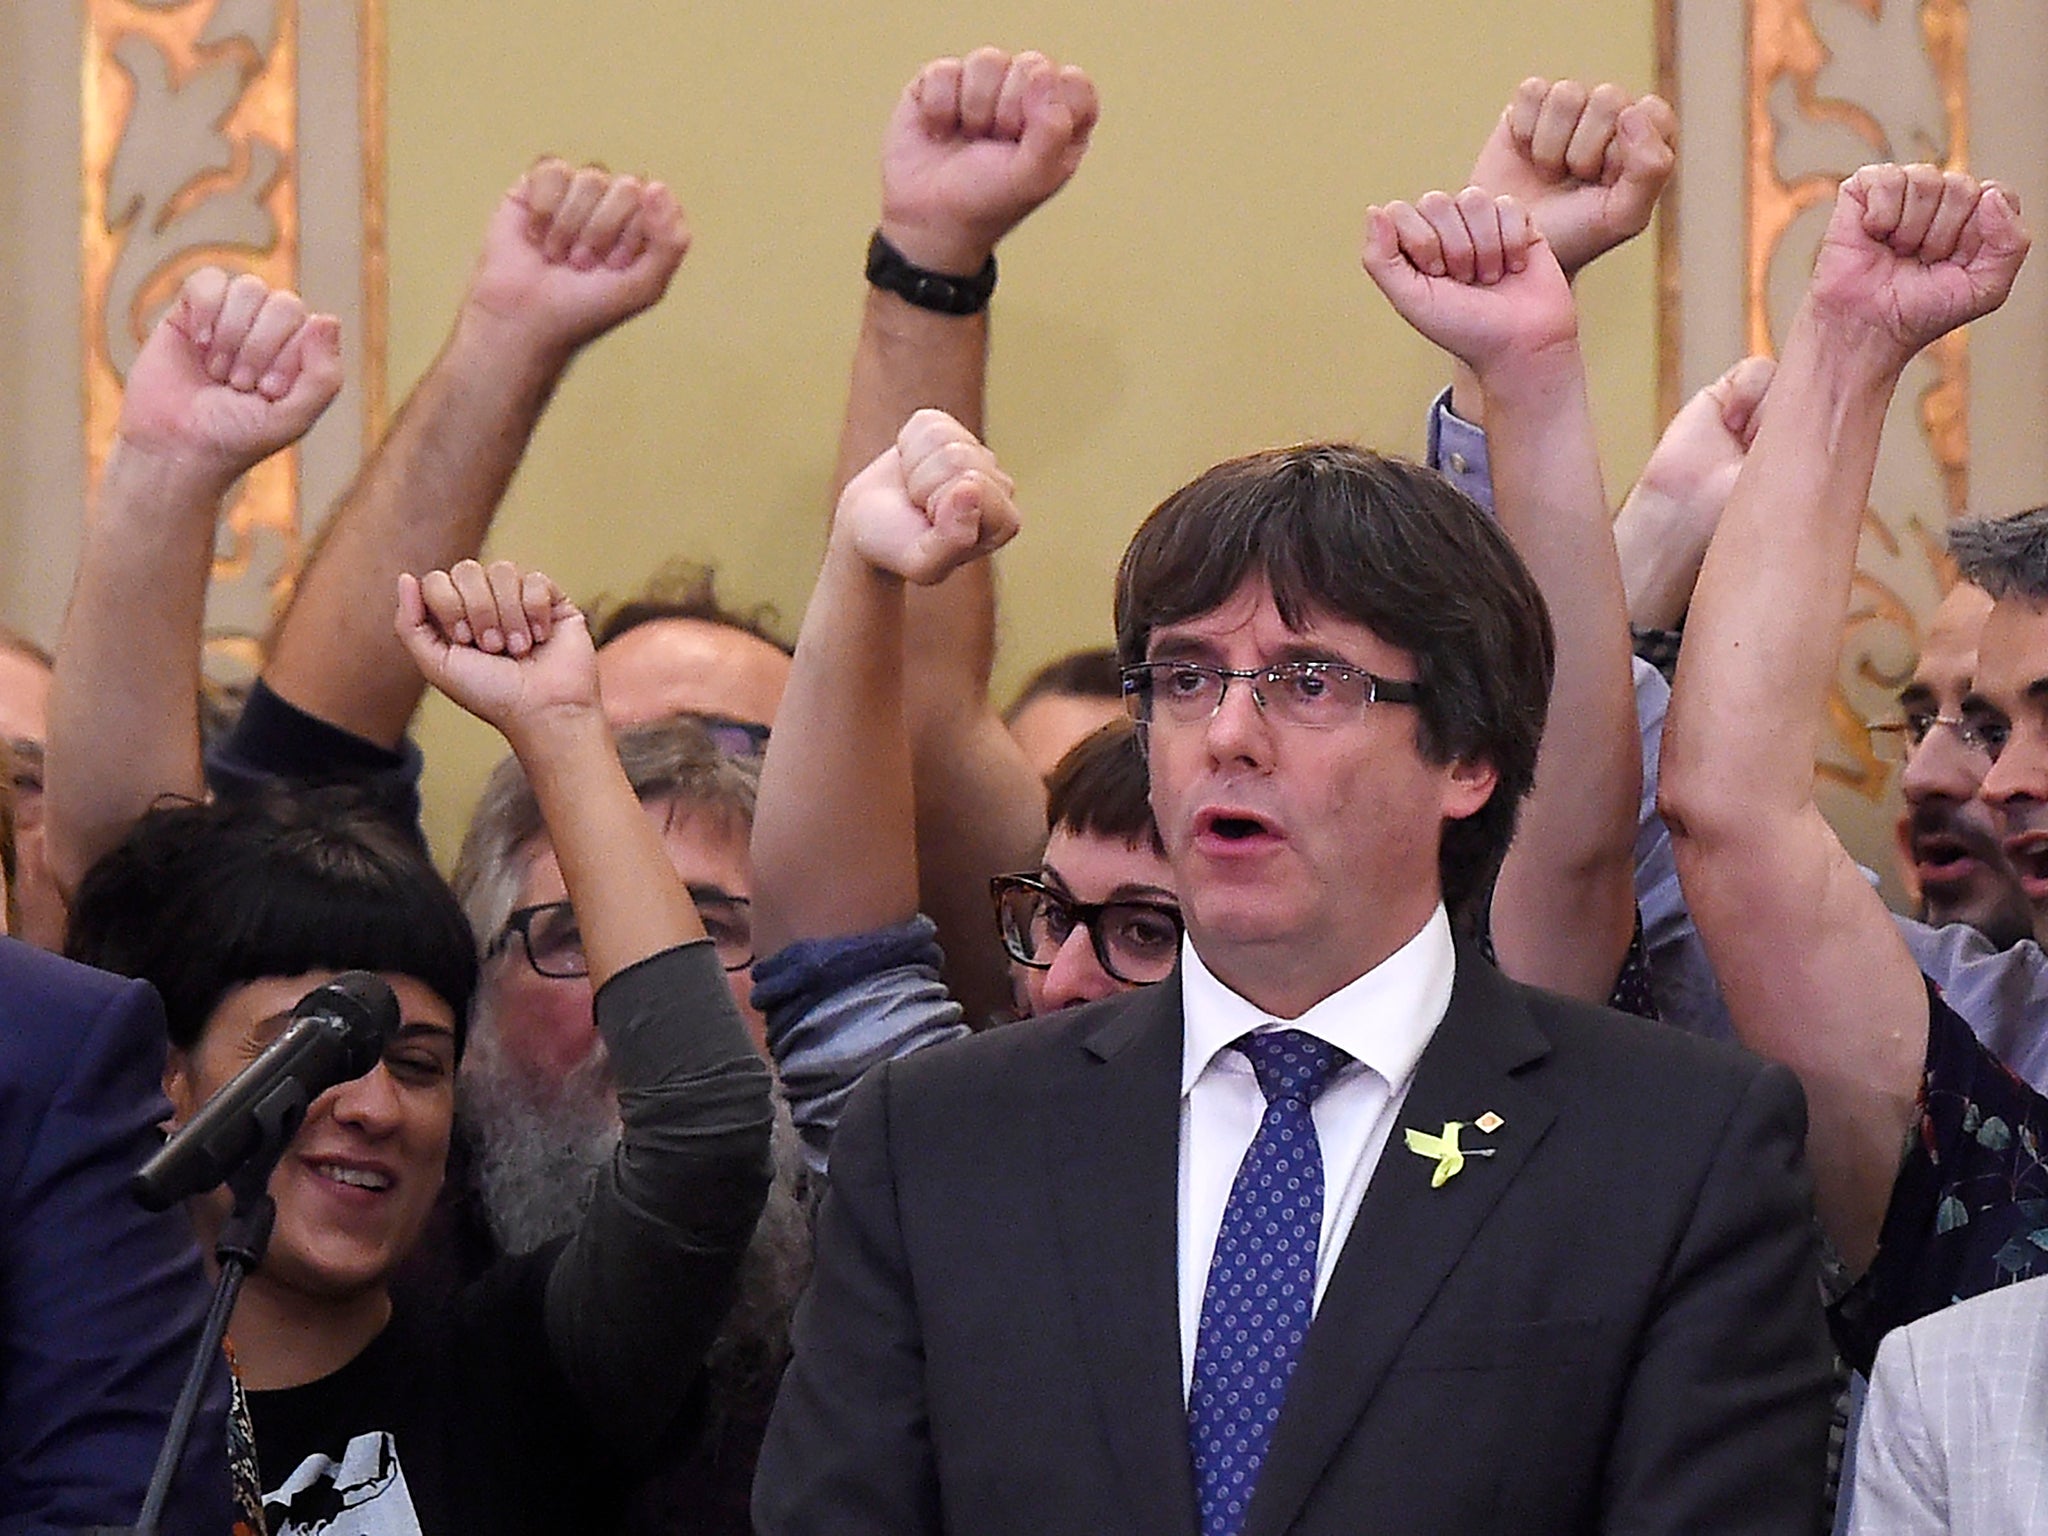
1365,192,1638,1000
831,49,1095,1024
45,270,341,892
755,410,1019,953
833,49,1094,498
1612,354,1774,631
397,559,771,1458
1447,78,1676,426
270,159,687,749
1661,165,2029,1268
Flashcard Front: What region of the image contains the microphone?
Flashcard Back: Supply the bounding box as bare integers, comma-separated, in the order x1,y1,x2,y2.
133,971,400,1212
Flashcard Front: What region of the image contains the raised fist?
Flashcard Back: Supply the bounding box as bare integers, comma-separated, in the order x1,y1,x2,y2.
1806,164,2030,365
1361,189,1576,377
878,48,1099,276
1614,355,1775,628
835,409,1019,584
1626,354,1773,519
1468,78,1676,278
461,157,691,358
117,267,343,479
397,560,595,733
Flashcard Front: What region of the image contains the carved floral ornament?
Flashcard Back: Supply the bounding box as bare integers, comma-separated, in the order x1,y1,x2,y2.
82,0,382,668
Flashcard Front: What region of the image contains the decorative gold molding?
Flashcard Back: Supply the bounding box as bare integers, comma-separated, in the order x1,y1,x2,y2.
80,1,384,667
83,0,302,618
1745,0,1859,359
1919,0,1972,522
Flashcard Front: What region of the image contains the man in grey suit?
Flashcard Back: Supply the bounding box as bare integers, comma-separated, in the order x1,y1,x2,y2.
1846,1272,2048,1532
755,414,1833,1526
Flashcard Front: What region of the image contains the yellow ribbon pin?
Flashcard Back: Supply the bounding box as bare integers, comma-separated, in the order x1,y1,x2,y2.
1404,1118,1501,1188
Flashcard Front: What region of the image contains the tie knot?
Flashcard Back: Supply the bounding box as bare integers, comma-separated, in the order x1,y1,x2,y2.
1236,1029,1350,1108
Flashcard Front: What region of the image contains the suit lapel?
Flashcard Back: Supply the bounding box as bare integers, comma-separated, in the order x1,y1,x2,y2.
1245,954,1558,1536
1046,979,1202,1536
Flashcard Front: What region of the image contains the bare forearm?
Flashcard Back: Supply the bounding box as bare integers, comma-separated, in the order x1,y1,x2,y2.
833,286,1001,685
265,310,569,747
510,707,701,986
1481,348,1639,997
752,538,917,955
1665,310,1900,833
1661,309,1924,1269
833,289,988,500
831,286,1042,1021
45,445,226,890
1614,507,1706,631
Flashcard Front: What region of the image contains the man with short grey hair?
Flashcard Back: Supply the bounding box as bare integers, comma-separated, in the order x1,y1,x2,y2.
1950,504,2048,601
454,715,766,1256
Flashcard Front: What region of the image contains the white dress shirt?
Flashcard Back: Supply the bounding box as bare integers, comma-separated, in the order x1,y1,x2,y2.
1176,906,1456,1396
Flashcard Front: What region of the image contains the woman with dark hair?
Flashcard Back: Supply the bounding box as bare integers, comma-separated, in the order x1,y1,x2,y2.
63,565,773,1536
990,717,1180,1019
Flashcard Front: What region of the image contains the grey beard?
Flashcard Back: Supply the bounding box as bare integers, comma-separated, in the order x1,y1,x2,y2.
704,1100,812,1397
459,1026,619,1256
458,1021,815,1408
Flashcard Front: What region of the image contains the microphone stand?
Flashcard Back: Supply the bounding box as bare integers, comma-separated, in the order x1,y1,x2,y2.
128,1082,305,1536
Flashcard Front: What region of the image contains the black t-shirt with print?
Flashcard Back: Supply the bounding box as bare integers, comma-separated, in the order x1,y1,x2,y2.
249,1246,630,1536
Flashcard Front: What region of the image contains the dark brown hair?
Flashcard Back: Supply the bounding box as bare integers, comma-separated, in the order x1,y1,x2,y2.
1113,443,1554,914
66,786,478,1054
1045,718,1161,855
1004,647,1123,725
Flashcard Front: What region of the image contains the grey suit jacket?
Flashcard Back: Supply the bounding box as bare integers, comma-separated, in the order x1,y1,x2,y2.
753,947,1833,1534
1847,1272,2048,1534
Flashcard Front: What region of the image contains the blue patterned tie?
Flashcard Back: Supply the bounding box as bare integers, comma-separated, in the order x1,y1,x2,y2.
1189,1028,1351,1536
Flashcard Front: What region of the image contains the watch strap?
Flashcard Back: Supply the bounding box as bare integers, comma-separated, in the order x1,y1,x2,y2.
865,229,997,315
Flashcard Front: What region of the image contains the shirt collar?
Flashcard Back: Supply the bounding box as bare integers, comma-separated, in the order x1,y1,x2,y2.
1179,906,1456,1098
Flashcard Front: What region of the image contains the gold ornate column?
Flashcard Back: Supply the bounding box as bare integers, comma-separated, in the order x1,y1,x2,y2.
78,0,384,669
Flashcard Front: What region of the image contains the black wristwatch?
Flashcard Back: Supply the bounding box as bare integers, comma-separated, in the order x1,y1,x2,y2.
865,230,997,315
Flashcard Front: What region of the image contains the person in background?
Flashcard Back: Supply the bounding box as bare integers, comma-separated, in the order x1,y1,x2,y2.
1002,647,1126,780
445,705,812,1536
0,630,61,950
746,407,1171,1127
204,156,689,832
587,561,793,739
1882,580,2031,947
1842,1269,2048,1532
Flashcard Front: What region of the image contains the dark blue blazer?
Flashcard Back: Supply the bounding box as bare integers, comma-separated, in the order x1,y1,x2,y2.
0,938,233,1534
756,947,1835,1534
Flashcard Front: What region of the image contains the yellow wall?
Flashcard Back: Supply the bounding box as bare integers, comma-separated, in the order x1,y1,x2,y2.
387,1,1659,857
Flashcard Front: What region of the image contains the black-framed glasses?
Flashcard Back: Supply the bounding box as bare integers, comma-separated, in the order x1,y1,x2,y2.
1121,660,1423,731
492,888,755,978
1866,711,2003,762
990,874,1183,987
